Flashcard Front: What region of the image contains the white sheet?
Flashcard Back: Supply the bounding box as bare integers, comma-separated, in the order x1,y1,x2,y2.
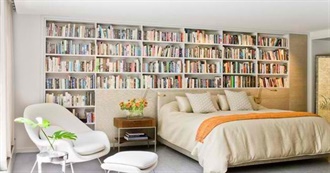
158,101,330,173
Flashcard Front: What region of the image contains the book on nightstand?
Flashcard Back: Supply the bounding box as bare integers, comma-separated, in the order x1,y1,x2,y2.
124,132,148,141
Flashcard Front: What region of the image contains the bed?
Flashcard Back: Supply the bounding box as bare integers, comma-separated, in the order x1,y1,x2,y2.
157,91,330,173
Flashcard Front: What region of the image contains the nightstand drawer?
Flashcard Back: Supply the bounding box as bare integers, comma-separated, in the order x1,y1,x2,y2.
114,117,156,128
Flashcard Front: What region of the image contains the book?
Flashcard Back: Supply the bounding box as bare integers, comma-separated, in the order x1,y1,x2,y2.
124,134,148,141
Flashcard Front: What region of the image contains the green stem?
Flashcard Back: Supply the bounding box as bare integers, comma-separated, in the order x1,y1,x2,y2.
40,128,55,151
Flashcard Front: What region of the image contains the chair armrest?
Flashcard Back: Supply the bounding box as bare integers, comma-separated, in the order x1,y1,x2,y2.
91,131,111,148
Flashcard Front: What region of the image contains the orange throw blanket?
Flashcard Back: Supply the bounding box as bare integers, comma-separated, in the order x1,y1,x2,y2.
196,112,318,143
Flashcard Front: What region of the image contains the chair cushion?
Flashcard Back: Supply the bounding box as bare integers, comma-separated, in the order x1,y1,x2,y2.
73,131,106,155
104,151,158,169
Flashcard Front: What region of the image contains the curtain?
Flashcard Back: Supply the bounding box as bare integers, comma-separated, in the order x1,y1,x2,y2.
0,0,13,171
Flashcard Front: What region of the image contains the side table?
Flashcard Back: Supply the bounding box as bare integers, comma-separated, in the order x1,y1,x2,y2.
114,117,156,152
30,151,68,173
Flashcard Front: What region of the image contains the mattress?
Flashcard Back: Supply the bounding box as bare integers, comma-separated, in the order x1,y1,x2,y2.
158,101,330,173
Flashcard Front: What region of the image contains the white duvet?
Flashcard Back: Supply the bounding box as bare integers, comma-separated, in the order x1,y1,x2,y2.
158,101,330,173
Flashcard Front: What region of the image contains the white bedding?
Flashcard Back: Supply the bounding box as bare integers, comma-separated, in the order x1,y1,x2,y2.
158,101,330,173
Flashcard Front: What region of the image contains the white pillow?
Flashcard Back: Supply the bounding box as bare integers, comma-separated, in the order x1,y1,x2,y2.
185,92,217,113
176,96,193,112
217,94,230,111
224,90,253,111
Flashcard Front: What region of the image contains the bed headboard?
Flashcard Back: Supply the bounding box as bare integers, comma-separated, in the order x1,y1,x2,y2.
157,88,290,117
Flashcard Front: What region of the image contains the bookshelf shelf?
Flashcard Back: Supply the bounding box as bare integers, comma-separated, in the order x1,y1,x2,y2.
45,36,95,41
97,38,141,42
45,54,95,57
44,20,291,123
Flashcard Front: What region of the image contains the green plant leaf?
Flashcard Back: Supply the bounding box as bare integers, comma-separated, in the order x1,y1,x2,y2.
14,117,38,128
49,130,77,141
38,119,50,128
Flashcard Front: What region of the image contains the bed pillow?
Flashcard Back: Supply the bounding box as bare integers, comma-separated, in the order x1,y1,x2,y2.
248,95,268,110
185,92,217,113
217,94,230,111
210,94,220,111
176,96,193,112
224,90,253,111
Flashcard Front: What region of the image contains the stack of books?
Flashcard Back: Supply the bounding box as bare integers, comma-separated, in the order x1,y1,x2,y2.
124,132,148,141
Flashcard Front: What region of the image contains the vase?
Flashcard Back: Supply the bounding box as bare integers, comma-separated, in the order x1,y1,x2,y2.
126,109,144,119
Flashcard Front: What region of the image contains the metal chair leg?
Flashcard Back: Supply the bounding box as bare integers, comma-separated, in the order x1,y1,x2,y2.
70,163,74,173
30,160,37,173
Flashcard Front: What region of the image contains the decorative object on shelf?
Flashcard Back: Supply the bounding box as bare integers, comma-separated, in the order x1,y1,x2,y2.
253,87,277,104
14,117,77,152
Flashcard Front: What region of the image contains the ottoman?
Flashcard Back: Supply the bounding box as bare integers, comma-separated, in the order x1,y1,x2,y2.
101,151,158,173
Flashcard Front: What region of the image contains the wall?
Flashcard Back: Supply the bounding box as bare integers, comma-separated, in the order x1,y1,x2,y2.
13,14,43,152
289,34,308,111
12,15,309,152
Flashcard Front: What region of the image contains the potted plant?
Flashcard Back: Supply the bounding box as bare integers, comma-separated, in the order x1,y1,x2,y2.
14,117,77,152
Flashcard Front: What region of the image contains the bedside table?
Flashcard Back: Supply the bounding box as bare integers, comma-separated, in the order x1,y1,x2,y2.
114,117,156,152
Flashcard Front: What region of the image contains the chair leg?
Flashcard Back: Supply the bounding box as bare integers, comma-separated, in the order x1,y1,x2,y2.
98,158,107,173
30,160,37,173
70,163,74,173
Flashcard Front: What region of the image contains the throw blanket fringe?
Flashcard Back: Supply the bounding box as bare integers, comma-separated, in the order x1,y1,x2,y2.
196,112,318,143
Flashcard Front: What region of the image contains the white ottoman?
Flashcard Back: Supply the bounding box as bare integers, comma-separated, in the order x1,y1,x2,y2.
101,151,158,173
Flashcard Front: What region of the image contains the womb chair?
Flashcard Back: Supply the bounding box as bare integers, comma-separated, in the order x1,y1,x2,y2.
23,103,110,173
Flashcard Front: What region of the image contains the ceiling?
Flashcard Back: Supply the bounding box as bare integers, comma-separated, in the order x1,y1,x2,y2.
14,0,330,34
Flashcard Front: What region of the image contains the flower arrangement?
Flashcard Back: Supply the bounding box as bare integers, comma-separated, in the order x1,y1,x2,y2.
119,98,148,117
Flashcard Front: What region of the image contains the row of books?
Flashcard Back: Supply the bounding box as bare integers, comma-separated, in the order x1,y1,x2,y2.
46,41,95,55
223,61,255,74
258,63,287,74
143,75,182,89
70,109,95,123
223,75,256,88
143,45,182,57
45,91,95,106
185,46,222,59
85,111,95,123
144,30,182,42
223,47,256,60
259,49,289,61
97,42,141,56
258,36,287,47
185,60,221,73
223,34,256,46
97,25,141,40
45,57,95,72
95,58,140,73
259,77,288,88
124,132,148,141
184,29,222,44
185,77,221,88
45,76,95,89
47,23,95,38
96,75,140,89
143,60,182,73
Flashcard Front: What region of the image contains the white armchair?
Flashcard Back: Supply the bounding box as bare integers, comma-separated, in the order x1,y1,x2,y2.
23,103,110,172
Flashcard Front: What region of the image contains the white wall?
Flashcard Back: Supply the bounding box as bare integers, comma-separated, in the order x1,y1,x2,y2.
13,14,43,152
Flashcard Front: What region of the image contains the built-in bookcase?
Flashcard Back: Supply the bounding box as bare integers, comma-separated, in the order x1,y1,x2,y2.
44,20,290,128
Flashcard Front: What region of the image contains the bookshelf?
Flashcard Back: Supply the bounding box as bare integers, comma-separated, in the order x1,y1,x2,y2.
44,20,291,126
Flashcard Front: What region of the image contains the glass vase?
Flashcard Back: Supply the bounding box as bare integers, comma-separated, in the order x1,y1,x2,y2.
126,109,144,119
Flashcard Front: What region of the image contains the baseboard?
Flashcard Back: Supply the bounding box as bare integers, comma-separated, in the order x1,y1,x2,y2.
15,147,38,153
